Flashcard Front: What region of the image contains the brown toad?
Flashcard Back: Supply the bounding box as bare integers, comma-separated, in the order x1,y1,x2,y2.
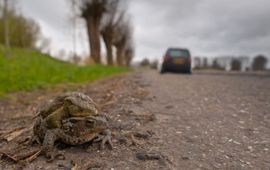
35,92,98,129
35,115,112,161
32,92,112,160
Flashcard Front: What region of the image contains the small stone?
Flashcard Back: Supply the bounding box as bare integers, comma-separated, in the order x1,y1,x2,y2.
238,121,245,124
165,105,174,109
248,146,253,151
116,136,128,144
136,151,162,161
233,141,241,145
181,156,189,160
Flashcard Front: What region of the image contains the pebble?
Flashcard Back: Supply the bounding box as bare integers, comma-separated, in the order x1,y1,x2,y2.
238,121,245,124
248,146,253,151
233,141,241,145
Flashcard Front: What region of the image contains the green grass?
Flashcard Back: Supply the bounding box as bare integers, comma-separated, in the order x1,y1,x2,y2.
0,47,129,95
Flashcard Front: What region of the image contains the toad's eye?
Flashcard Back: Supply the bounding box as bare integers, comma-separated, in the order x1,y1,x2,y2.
86,120,95,128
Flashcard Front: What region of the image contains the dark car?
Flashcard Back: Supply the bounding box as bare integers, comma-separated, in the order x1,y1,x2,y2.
158,48,192,74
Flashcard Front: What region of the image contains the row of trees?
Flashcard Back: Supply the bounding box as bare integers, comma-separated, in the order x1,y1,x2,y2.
0,0,133,66
74,0,134,66
195,55,268,71
0,2,40,50
141,55,268,71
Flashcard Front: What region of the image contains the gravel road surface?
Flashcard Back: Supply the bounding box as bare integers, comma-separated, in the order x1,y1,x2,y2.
138,70,270,169
0,70,269,170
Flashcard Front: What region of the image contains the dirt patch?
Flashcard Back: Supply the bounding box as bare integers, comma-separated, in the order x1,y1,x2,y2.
0,73,171,169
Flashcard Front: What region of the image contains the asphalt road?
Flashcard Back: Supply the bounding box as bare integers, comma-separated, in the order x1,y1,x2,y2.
138,70,270,169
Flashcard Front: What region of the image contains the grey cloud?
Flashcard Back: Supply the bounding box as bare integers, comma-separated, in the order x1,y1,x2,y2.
18,0,71,31
18,0,88,57
16,0,270,63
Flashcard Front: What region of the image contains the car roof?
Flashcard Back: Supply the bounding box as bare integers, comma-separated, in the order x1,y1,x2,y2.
167,47,189,51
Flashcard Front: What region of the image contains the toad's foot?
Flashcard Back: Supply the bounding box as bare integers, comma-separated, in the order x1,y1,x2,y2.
45,149,65,162
94,129,113,150
29,135,42,145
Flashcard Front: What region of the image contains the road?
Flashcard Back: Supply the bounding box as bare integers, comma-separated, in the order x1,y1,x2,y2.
137,70,270,169
0,70,270,169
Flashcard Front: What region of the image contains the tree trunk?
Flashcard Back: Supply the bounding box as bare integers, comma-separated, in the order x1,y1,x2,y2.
116,45,125,66
102,32,113,65
103,38,113,65
125,56,131,66
86,16,101,64
3,0,10,57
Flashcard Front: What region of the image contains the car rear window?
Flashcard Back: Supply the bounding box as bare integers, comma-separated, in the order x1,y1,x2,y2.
168,49,189,58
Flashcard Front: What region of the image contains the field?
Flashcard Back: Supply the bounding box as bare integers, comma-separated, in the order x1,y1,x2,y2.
0,47,129,95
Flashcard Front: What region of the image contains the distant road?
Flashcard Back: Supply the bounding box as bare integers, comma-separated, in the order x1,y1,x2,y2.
193,70,270,77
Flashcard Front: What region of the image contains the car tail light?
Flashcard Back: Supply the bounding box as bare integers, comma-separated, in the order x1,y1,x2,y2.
163,55,169,61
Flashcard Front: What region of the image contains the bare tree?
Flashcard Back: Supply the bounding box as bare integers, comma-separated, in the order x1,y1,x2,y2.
252,55,268,71
212,58,223,70
78,0,108,64
140,58,150,67
73,0,133,66
71,0,77,57
113,16,133,66
100,0,123,65
231,59,241,71
101,23,114,65
203,57,208,68
3,0,10,56
124,45,134,66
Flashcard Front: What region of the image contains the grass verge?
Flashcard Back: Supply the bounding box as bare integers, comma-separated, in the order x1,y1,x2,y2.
0,47,129,95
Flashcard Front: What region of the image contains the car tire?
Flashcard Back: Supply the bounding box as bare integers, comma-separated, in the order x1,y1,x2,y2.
160,67,165,74
186,66,192,74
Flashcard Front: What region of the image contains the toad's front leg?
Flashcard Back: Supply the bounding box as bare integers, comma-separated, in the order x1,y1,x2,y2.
42,129,64,162
94,129,113,150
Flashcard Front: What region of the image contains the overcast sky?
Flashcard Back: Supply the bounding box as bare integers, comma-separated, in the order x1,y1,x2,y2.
17,0,270,62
